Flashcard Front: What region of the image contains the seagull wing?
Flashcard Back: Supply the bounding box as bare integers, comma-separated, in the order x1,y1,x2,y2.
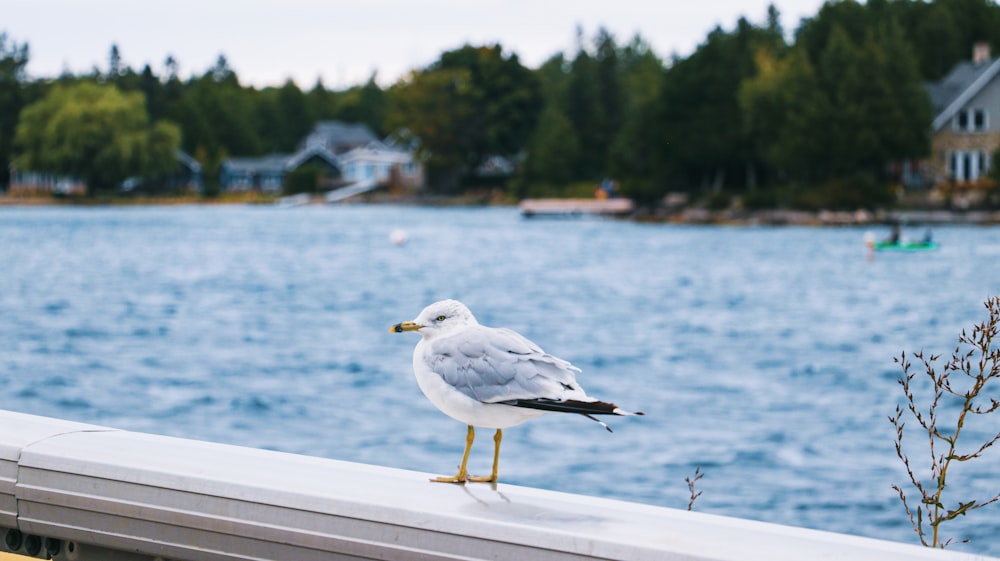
424,325,588,404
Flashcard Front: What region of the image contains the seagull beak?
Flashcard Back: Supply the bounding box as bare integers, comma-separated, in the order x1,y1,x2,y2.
390,321,422,333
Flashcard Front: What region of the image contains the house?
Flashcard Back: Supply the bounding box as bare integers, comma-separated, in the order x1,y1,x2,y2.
120,151,203,195
303,121,379,153
6,170,86,196
921,42,1000,186
219,145,340,193
219,121,422,193
338,141,423,188
7,151,202,196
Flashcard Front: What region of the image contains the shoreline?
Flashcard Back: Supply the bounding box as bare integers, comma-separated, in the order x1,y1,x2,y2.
3,193,1000,225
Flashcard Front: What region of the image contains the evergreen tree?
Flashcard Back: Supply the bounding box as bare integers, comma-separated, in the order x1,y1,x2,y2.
335,75,388,135
0,33,29,189
564,45,602,181
609,36,665,202
519,102,579,194
305,78,340,124
651,16,783,194
386,44,540,191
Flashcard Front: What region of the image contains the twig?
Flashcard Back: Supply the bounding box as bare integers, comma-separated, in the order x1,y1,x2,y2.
685,466,704,511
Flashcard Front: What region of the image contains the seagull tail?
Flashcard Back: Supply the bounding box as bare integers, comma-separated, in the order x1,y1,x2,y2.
502,398,644,432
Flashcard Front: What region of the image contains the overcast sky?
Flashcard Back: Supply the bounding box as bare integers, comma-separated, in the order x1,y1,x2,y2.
4,0,828,89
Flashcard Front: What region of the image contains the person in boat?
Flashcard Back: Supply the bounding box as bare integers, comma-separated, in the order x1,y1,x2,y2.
885,223,901,245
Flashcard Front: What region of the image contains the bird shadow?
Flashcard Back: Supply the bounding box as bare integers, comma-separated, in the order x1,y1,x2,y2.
452,483,609,527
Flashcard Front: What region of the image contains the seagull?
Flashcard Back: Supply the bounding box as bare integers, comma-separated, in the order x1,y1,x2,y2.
390,299,643,484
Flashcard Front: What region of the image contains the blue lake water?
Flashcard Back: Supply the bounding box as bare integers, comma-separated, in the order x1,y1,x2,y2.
2,204,1000,554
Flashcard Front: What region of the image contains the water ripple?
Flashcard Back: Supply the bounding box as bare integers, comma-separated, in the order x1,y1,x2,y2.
1,206,999,555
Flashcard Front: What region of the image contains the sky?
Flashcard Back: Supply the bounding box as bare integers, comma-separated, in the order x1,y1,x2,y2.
4,0,828,90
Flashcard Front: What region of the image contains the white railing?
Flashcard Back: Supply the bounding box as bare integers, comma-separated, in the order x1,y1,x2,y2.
0,410,992,561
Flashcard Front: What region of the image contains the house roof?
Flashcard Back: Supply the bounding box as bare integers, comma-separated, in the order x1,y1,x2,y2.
223,154,291,175
286,144,340,170
176,151,202,173
928,57,1000,131
339,140,410,159
223,145,339,175
302,121,379,153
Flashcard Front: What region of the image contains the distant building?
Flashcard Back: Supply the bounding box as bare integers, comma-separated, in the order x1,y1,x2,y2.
338,142,423,187
302,121,379,153
219,145,340,193
6,171,86,196
120,151,203,195
7,151,202,196
918,42,1000,186
219,121,423,193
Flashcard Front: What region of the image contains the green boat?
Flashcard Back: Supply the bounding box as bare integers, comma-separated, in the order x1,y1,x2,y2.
872,240,939,252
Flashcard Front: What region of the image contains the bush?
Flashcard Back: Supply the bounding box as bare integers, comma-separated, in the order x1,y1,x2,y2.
283,165,324,195
791,174,894,211
741,188,781,210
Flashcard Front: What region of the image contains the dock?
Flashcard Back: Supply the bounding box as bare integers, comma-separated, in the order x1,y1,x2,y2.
324,178,379,203
519,198,634,217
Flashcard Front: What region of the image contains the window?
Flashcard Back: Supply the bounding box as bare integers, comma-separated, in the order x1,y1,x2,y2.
949,150,991,181
957,111,969,130
954,108,988,132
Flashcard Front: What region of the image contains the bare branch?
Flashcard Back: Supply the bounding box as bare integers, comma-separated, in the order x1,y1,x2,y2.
890,295,1000,549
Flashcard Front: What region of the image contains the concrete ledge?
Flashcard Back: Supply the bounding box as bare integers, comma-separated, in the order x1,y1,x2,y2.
0,410,993,561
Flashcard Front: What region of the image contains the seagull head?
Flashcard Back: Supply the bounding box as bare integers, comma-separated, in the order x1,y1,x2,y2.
390,299,479,339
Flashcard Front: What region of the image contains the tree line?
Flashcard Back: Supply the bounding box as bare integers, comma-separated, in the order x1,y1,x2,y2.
2,0,1000,207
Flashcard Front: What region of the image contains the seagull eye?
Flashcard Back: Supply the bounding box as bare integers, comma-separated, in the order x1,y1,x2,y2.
435,315,447,321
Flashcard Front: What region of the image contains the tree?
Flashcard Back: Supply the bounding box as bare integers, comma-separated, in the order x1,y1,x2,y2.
518,101,579,194
902,0,963,80
609,35,666,203
335,74,388,135
14,82,181,195
0,32,29,189
108,43,123,80
559,27,627,182
650,15,784,194
812,20,929,178
740,8,930,208
166,61,260,187
256,79,311,153
740,46,829,182
564,43,602,181
305,78,339,124
387,44,541,191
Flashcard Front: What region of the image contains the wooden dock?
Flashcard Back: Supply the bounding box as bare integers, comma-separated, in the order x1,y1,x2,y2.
519,198,634,217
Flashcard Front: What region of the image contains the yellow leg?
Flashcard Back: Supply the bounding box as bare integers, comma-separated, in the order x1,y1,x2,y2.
468,429,502,483
432,425,475,483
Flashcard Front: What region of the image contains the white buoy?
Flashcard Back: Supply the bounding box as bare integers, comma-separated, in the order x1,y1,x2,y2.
390,229,408,246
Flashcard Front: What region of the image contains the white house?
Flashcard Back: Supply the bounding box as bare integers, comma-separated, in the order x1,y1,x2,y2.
338,141,423,187
219,121,423,193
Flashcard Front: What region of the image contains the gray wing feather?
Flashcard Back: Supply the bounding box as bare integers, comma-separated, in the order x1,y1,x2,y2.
426,325,587,404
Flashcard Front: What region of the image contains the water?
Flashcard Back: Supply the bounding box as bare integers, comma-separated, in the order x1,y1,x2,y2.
2,205,1000,554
